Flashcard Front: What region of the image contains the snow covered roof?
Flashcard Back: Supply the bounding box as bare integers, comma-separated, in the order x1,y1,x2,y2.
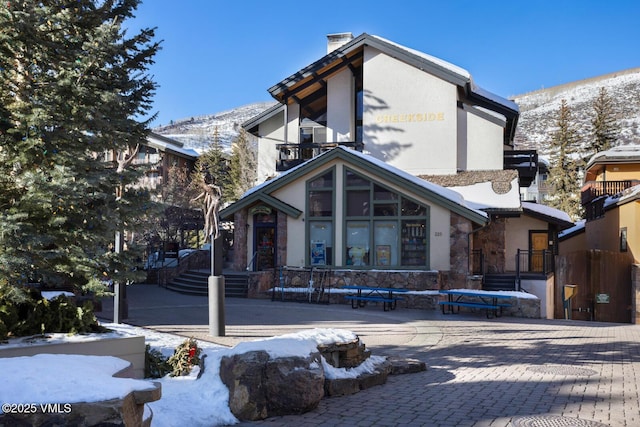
521,202,574,228
604,183,640,210
559,219,585,240
586,144,640,170
147,132,199,159
221,146,488,225
421,170,521,211
260,33,518,144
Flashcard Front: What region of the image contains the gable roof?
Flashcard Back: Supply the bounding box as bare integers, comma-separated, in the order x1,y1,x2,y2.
263,33,518,144
586,144,640,170
147,132,199,160
220,146,488,225
521,202,574,229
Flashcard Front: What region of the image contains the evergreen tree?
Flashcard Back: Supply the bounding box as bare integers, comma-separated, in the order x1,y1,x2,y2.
228,129,257,201
191,127,232,205
546,99,583,220
590,86,617,155
0,1,160,290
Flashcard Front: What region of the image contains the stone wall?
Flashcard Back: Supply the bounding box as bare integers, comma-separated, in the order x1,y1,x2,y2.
450,213,472,287
248,268,443,297
245,267,540,317
475,218,507,273
232,209,249,271
633,264,640,324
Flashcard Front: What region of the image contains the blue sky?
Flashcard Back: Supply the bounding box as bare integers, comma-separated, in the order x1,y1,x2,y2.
130,1,640,127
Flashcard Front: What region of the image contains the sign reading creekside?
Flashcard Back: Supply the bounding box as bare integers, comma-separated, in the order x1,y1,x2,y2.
375,112,445,123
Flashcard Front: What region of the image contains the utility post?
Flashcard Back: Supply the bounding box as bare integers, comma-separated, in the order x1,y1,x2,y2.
208,232,225,336
113,230,128,323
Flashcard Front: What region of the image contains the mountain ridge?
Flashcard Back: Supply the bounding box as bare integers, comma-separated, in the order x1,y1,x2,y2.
154,68,640,156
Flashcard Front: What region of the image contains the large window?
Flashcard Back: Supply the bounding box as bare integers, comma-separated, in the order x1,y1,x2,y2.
344,168,429,268
307,169,334,265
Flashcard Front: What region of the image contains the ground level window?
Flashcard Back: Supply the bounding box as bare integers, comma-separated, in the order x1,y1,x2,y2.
346,221,369,266
401,220,426,266
309,221,333,265
374,221,398,266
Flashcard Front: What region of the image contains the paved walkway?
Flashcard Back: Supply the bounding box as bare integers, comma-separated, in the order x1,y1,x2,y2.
98,284,640,427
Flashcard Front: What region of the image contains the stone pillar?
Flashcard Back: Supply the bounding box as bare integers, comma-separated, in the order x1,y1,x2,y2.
633,264,640,324
449,213,471,287
277,210,287,267
233,210,248,271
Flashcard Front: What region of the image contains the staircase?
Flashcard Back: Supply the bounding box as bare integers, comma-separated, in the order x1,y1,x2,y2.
166,270,248,298
482,274,518,291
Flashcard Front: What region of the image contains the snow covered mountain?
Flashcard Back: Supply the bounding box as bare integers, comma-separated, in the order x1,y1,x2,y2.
513,67,640,154
154,68,640,156
153,101,276,153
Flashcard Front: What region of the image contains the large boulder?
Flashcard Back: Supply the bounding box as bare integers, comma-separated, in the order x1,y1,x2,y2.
219,350,325,421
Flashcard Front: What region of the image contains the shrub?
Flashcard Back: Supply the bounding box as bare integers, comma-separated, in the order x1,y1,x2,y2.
167,337,202,377
144,344,172,379
0,283,106,340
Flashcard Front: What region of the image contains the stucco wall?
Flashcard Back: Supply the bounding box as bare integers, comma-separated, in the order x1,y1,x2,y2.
257,111,284,183
505,215,549,271
620,201,639,263
465,107,504,171
327,68,354,142
261,159,454,271
521,276,554,319
362,46,458,176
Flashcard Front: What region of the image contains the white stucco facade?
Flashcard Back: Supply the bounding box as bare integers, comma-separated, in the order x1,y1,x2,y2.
362,46,459,175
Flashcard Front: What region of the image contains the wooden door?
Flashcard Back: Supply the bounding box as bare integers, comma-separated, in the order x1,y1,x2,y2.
530,231,549,272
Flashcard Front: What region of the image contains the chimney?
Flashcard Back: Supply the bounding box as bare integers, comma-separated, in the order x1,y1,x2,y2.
327,32,354,54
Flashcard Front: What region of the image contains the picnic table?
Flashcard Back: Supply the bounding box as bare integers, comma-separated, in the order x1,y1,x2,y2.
439,290,513,319
343,285,408,311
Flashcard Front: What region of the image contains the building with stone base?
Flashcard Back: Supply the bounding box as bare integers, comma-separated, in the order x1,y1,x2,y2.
221,33,573,318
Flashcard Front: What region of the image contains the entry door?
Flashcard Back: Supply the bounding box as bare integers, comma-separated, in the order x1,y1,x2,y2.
530,231,549,272
254,225,276,271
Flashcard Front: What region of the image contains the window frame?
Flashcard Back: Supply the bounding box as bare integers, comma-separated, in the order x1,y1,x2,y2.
342,168,430,269
305,168,336,266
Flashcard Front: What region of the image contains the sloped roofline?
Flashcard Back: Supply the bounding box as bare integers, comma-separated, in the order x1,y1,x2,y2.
220,146,488,225
586,144,640,170
257,33,518,144
147,132,199,160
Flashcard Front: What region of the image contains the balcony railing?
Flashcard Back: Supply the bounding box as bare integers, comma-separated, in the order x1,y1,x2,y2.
276,141,364,171
516,249,554,275
503,150,538,188
581,180,640,205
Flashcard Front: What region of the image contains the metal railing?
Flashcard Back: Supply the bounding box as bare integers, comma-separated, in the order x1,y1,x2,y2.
581,179,640,204
470,249,484,275
275,141,364,171
516,249,554,275
246,251,258,271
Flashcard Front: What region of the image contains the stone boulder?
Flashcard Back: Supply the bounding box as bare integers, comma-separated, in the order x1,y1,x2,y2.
324,358,392,397
0,383,161,427
219,350,325,421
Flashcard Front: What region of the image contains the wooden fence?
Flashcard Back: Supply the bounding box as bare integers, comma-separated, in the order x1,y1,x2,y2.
555,250,634,323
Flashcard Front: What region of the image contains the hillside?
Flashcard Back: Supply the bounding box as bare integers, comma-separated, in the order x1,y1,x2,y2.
153,101,276,153
513,67,640,154
154,68,640,156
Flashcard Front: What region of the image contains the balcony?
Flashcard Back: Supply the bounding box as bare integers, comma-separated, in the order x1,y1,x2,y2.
503,150,538,188
276,141,364,171
581,180,640,205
